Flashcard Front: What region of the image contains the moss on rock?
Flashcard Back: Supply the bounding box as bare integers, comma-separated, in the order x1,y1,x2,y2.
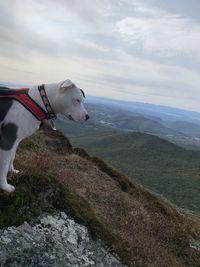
0,175,58,228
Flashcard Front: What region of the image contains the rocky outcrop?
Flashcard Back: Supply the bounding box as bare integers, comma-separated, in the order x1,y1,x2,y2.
0,212,125,267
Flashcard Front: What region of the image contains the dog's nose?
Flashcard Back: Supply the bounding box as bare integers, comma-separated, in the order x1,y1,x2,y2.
85,114,90,121
68,115,74,121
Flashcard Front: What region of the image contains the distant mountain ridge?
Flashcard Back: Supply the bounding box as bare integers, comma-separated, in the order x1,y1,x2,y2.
87,96,200,125
56,103,184,138
0,81,30,89
86,103,184,136
57,101,200,150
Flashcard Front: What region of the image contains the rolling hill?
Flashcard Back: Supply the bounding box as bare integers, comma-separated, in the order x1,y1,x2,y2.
70,131,200,212
87,103,183,136
165,121,200,137
56,102,200,151
56,103,184,137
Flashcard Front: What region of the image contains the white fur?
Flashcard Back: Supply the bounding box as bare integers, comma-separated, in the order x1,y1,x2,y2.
0,80,89,192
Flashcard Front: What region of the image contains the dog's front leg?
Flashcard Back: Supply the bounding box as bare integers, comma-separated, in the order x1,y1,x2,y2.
9,145,19,174
0,149,16,192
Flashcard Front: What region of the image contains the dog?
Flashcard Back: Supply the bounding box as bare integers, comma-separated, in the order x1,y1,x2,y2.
0,79,89,192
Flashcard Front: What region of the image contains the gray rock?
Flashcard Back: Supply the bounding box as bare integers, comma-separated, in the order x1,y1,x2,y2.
0,212,125,267
190,238,200,251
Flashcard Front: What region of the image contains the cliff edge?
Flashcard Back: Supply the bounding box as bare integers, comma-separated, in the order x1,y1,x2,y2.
0,125,200,267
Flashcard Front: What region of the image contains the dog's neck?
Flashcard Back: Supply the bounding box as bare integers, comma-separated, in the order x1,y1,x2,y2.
28,83,58,116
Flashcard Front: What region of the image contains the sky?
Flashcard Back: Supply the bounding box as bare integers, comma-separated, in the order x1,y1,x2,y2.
0,0,200,112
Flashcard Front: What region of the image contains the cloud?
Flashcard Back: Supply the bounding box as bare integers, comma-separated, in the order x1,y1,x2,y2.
116,6,200,60
0,0,200,112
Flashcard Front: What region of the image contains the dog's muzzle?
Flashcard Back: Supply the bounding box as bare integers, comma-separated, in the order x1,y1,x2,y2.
68,114,90,122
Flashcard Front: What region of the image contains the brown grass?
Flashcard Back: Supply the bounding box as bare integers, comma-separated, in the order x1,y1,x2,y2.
13,127,200,267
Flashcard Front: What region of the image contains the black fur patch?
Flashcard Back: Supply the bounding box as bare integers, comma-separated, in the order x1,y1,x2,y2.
0,99,13,122
0,123,18,151
80,89,85,98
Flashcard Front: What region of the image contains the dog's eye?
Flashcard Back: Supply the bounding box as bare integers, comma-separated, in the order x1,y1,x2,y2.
77,99,81,104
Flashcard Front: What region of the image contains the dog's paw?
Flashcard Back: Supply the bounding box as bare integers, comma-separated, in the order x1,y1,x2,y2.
13,169,19,174
9,168,20,175
0,183,15,193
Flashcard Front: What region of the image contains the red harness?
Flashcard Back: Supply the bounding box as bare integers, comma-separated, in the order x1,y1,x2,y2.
0,88,49,121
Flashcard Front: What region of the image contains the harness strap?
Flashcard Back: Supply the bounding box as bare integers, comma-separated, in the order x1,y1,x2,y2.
0,88,49,121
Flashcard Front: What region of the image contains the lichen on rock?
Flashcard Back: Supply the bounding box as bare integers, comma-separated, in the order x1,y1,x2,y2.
0,212,125,267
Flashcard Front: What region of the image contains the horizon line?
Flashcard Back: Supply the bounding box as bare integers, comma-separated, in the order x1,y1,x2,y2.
1,80,200,115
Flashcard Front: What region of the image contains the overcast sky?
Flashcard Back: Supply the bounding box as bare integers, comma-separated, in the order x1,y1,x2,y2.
0,0,200,111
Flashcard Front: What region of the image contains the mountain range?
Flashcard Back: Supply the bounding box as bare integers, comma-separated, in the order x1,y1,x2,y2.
87,96,200,125
56,98,200,150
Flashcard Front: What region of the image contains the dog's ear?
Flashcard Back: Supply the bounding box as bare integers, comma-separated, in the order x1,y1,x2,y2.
80,89,85,98
59,79,74,93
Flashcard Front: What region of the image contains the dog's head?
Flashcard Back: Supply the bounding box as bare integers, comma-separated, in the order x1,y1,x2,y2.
54,79,89,123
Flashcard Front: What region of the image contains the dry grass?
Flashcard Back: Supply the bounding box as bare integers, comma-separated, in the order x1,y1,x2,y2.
12,127,200,267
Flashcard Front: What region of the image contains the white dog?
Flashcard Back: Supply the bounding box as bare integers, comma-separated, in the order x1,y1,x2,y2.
0,79,89,192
